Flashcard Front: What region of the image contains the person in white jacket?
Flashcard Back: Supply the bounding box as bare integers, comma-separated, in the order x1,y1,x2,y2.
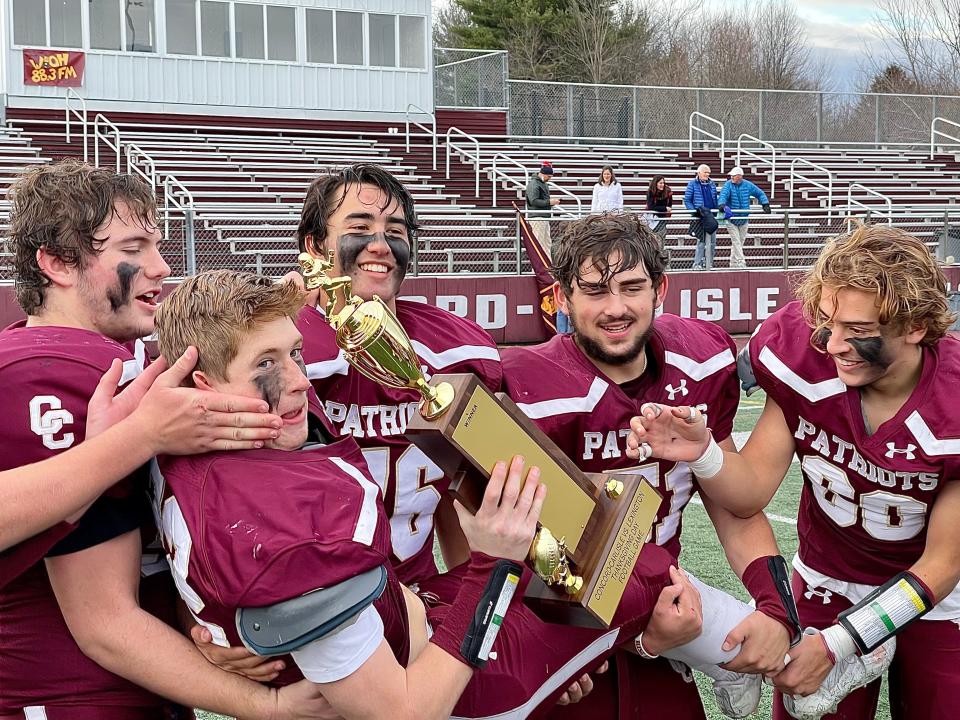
590,166,624,213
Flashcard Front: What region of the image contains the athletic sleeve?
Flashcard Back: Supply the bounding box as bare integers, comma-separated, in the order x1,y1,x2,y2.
290,606,386,683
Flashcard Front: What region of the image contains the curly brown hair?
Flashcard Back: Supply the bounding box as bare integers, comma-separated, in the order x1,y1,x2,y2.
6,159,157,314
551,213,669,295
155,270,306,383
797,222,955,346
296,164,419,255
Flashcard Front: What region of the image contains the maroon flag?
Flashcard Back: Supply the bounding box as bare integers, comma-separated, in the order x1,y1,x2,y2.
514,203,558,335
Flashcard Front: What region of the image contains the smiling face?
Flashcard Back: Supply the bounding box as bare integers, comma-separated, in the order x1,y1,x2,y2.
198,316,311,450
75,201,170,342
813,286,925,390
602,168,613,185
312,183,411,309
560,252,667,383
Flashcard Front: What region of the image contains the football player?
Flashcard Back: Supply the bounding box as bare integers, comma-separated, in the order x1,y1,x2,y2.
0,160,333,719
0,346,284,553
628,224,959,719
153,269,791,720
501,213,801,718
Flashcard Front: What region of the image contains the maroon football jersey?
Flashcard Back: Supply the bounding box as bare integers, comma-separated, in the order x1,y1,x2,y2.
751,301,960,584
501,314,738,559
154,428,410,683
0,323,166,712
298,300,502,584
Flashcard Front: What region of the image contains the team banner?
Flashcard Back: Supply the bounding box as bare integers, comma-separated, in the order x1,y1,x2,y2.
513,203,558,335
23,49,85,87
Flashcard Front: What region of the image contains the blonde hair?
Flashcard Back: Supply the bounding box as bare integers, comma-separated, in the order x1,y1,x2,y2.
155,270,306,381
797,223,954,346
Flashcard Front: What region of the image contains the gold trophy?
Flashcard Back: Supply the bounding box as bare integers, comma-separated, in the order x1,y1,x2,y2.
299,252,660,627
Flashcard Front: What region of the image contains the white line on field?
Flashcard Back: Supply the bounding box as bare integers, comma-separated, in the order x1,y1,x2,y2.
689,496,798,525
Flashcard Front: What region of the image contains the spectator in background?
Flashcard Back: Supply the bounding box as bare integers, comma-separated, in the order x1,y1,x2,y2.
645,174,672,241
590,165,624,213
684,164,720,270
525,160,560,259
718,166,771,269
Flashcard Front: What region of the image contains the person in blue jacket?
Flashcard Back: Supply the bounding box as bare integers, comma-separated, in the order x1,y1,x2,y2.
683,164,719,270
718,166,770,269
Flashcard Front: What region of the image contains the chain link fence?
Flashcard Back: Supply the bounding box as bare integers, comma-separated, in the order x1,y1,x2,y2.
505,80,960,147
435,48,509,109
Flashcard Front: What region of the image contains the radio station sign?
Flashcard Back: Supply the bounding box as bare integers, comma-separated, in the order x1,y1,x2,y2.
23,49,85,87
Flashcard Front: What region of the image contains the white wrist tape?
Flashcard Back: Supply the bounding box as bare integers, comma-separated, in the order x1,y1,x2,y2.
820,624,857,663
689,436,724,479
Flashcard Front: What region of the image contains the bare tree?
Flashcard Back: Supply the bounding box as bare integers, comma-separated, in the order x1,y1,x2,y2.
868,0,960,93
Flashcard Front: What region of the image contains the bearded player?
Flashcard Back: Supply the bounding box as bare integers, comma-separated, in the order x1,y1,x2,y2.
628,224,959,719
153,269,805,720
501,213,803,718
0,160,332,719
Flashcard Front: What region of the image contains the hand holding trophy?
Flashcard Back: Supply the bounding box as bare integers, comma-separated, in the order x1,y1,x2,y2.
299,252,661,627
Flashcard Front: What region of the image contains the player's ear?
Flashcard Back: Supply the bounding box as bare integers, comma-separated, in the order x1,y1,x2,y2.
35,246,76,289
904,320,927,346
554,282,569,314
192,370,216,391
654,274,669,309
304,233,324,258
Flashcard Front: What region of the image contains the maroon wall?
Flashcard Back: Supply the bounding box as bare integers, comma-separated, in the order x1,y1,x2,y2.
5,267,958,342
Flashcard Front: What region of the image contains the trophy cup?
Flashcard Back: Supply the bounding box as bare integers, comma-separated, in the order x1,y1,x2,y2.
299,252,661,627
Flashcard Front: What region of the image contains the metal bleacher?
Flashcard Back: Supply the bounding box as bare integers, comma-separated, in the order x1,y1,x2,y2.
1,107,959,279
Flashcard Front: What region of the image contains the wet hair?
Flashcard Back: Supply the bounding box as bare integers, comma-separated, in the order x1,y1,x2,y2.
296,164,419,254
155,269,306,382
797,222,955,346
597,166,618,185
7,159,156,314
552,213,669,296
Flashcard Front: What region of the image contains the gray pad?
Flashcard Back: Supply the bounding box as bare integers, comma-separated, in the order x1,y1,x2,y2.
237,565,387,656
736,343,760,396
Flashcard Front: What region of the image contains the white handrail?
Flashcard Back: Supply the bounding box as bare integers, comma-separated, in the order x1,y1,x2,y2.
846,183,893,224
93,113,122,171
548,181,583,218
125,143,157,189
445,126,481,196
489,152,530,205
736,133,777,199
163,174,195,211
405,103,437,170
65,88,87,161
689,112,726,174
789,157,834,219
930,117,960,159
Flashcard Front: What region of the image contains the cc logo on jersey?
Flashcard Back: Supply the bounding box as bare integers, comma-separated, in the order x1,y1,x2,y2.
29,395,75,450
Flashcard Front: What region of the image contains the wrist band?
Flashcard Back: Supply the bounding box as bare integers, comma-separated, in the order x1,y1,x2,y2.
690,435,724,479
820,624,857,663
741,555,803,645
634,632,660,660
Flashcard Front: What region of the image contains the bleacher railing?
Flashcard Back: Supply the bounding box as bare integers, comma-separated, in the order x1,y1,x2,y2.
846,183,893,225
689,112,725,173
789,158,834,219
446,127,481,196
489,152,529,206
736,134,776,199
64,88,88,162
930,117,960,158
94,114,122,172
405,103,437,170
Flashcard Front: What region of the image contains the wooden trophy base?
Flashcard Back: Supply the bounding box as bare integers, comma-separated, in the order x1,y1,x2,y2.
405,373,661,627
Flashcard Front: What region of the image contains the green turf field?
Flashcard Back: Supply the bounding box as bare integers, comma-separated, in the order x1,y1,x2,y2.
198,389,891,720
